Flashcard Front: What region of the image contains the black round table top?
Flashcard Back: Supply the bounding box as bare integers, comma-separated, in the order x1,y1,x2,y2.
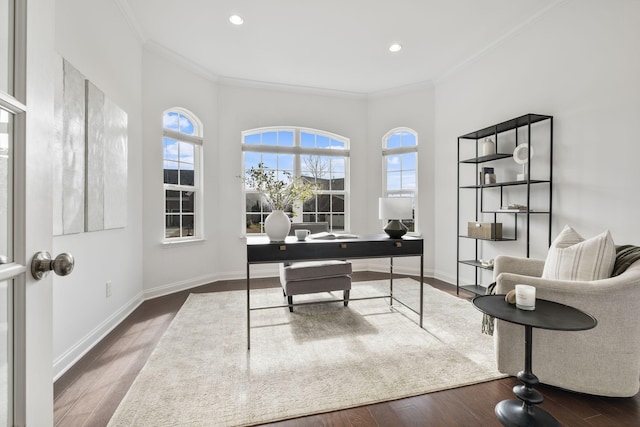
473,295,597,331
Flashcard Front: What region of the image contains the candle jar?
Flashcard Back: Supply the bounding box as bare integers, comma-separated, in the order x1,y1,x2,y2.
515,284,536,310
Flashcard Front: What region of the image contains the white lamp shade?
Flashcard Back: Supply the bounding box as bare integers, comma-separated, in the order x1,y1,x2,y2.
379,197,412,220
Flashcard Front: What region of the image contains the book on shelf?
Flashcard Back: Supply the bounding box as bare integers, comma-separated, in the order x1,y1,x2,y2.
308,232,358,240
498,204,528,212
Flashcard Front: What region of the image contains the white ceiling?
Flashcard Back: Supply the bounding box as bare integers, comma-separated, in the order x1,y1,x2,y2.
122,0,560,94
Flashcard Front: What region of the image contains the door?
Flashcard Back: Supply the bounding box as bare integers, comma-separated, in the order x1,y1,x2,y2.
1,0,56,425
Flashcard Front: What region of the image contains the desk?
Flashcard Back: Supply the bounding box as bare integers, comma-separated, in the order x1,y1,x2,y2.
472,295,597,427
246,234,424,349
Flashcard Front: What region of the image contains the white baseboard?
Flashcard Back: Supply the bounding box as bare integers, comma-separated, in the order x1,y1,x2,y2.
53,291,144,380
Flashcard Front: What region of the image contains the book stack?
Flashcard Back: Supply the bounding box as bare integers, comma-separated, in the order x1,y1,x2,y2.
480,167,496,185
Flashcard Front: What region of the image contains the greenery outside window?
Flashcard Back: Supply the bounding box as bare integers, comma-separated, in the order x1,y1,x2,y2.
242,127,350,235
163,108,203,241
382,128,418,233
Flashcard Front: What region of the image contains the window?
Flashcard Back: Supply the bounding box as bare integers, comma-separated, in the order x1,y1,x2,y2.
382,128,418,233
242,127,349,235
163,108,203,241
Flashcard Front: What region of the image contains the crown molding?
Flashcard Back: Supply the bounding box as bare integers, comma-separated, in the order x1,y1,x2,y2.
144,40,220,83
217,76,368,100
111,0,147,43
434,0,567,85
367,80,434,100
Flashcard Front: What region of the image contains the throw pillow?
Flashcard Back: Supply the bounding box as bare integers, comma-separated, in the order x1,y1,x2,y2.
542,225,616,281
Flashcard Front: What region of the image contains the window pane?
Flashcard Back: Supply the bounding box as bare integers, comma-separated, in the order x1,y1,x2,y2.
163,112,179,131
179,164,194,186
303,213,316,222
163,138,178,161
246,214,264,234
166,190,180,213
402,170,416,190
331,139,344,148
331,194,344,212
245,133,260,145
303,196,316,212
301,132,314,147
278,154,294,173
179,141,194,164
331,214,345,231
182,191,194,213
163,161,179,184
246,193,263,212
387,171,401,191
387,155,401,172
330,174,344,191
317,135,330,148
165,215,180,238
330,157,345,173
0,0,13,94
317,194,330,212
387,133,401,148
401,132,416,146
278,131,293,146
179,114,195,135
0,108,12,262
262,131,277,146
182,215,194,236
261,153,277,170
402,152,416,170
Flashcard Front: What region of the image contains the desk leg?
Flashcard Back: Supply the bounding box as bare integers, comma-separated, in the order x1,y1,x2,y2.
419,254,423,328
247,263,251,350
494,325,559,427
389,257,393,307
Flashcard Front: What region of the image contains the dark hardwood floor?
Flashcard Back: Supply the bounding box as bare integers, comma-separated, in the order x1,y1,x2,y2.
54,272,640,426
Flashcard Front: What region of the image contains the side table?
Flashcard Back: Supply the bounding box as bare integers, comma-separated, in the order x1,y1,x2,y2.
473,295,597,427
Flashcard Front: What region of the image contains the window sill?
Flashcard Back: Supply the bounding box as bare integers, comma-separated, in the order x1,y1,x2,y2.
162,237,206,248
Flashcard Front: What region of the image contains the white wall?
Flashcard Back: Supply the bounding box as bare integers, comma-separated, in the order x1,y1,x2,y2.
433,0,640,285
366,85,436,276
52,0,143,378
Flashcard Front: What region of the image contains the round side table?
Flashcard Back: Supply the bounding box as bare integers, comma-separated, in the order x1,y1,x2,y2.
473,295,597,427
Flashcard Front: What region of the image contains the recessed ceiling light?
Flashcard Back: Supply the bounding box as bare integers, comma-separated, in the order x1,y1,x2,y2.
389,43,402,53
229,15,244,25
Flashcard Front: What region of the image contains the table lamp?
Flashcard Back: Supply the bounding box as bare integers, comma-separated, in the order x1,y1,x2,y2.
379,197,413,238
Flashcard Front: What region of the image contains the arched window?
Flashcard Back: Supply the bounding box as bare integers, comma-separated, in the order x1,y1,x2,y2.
162,108,203,241
382,128,418,233
241,127,350,235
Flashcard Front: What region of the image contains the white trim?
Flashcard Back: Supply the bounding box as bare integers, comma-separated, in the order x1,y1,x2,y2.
144,41,219,82
218,76,367,99
111,0,148,42
52,292,144,380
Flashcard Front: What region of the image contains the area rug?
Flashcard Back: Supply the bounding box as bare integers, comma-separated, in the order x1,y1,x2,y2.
108,279,505,426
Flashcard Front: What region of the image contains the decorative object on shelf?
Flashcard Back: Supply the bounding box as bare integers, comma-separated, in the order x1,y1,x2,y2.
480,258,495,267
513,143,534,181
504,289,516,305
482,137,496,156
295,229,310,241
379,197,413,238
515,284,536,310
468,222,502,239
240,162,317,242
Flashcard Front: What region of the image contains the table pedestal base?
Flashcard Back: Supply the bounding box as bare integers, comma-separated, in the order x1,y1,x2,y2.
495,400,560,427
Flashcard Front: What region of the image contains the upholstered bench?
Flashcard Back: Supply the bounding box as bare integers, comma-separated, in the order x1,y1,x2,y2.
279,222,352,312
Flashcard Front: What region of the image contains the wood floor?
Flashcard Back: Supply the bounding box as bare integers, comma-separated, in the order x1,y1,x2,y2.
54,272,640,427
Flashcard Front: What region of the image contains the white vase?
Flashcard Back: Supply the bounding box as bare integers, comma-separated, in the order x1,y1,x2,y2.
264,210,291,242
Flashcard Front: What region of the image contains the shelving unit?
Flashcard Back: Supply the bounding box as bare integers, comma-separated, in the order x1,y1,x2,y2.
456,114,553,295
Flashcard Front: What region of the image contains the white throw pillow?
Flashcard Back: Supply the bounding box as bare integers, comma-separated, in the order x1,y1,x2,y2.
541,225,616,281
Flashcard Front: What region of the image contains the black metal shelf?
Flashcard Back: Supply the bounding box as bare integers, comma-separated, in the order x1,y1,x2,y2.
456,113,553,296
460,180,550,189
459,259,494,270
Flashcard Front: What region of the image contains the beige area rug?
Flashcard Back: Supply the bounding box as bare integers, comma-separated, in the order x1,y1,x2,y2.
108,279,505,426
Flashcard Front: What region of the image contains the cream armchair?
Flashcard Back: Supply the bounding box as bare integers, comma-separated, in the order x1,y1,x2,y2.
492,255,640,397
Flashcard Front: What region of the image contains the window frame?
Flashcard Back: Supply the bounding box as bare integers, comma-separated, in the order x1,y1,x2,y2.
382,127,419,235
241,126,350,236
162,108,204,243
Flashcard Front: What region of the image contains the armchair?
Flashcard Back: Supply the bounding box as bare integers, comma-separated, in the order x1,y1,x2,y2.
279,222,352,312
492,255,640,397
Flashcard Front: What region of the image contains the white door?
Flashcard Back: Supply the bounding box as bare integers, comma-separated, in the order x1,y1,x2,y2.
1,0,57,425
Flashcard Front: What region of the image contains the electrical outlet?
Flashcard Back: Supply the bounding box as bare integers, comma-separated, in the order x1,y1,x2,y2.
106,281,112,298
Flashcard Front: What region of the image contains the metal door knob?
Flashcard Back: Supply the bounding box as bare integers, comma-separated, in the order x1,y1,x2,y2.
31,251,75,280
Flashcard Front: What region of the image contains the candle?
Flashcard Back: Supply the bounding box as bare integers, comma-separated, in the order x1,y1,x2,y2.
515,285,536,310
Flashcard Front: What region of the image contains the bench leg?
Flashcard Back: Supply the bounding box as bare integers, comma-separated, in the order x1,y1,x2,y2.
287,295,293,312
344,289,350,307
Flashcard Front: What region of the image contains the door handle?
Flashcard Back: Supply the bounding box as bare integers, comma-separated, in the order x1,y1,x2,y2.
31,251,75,280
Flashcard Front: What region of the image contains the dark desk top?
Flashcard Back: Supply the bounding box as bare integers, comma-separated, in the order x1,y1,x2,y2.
473,295,597,331
246,234,423,263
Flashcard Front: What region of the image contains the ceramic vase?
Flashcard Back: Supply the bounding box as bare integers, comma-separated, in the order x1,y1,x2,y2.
264,210,290,242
